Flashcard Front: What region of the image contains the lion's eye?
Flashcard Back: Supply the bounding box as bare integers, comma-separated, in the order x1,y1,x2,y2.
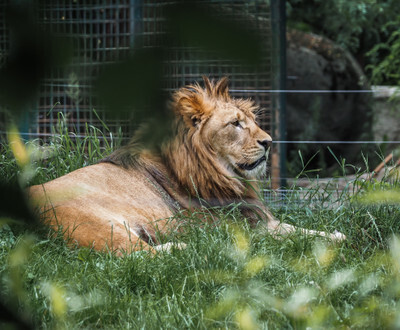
231,120,242,128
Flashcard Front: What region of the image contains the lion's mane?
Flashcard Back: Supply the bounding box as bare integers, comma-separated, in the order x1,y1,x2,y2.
102,77,261,206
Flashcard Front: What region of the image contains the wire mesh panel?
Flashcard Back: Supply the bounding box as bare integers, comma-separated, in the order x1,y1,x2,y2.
1,1,274,141
34,1,135,138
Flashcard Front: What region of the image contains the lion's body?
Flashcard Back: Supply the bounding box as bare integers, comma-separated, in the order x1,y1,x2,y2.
29,78,345,253
29,161,175,251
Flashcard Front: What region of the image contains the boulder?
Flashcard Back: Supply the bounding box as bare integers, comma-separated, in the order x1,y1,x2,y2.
286,30,373,175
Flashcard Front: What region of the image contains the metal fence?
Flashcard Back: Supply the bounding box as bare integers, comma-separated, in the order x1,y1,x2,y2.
1,0,274,140
32,1,136,137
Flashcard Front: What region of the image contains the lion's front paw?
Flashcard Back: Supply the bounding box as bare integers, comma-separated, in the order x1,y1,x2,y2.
331,230,346,242
154,242,187,252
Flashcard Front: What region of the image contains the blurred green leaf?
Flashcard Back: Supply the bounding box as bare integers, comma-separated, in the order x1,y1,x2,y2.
0,4,73,116
95,48,164,116
0,182,37,225
2,234,36,330
361,190,400,205
0,300,34,330
95,47,173,149
165,2,264,65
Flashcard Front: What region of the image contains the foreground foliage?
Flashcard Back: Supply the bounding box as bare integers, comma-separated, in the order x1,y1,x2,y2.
1,125,400,329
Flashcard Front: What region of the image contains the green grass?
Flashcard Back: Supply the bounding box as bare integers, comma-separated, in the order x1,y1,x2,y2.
1,113,122,187
1,119,400,329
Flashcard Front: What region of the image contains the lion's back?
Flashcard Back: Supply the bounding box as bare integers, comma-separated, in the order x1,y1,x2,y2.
29,162,175,233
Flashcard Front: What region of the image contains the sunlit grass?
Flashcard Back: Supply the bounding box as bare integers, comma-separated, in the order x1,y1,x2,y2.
2,118,400,328
1,112,122,187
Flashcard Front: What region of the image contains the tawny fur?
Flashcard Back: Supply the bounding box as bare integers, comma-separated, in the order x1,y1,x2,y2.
28,77,345,254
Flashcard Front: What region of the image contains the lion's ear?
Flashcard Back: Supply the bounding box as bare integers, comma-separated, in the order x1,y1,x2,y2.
202,76,229,100
215,77,229,99
177,94,211,128
202,76,213,95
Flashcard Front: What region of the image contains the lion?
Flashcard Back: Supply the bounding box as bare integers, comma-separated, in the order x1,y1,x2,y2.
28,77,345,254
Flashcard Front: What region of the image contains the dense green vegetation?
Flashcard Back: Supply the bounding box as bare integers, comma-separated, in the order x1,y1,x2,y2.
1,123,400,329
287,0,400,84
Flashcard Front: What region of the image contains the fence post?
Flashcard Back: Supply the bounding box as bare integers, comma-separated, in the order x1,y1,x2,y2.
271,0,287,189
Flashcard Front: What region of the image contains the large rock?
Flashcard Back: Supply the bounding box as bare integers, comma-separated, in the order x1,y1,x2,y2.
286,30,373,175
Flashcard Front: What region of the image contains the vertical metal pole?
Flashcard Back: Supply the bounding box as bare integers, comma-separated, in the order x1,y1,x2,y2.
271,0,287,188
18,109,33,138
278,0,287,188
129,0,136,47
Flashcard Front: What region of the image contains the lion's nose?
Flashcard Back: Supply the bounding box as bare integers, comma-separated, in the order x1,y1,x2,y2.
258,139,272,150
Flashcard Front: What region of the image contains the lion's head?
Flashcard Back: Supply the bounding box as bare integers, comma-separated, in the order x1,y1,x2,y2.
162,77,272,202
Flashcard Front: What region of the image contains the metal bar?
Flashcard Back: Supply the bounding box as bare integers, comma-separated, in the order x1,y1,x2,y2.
230,89,376,93
270,0,287,188
273,140,400,144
